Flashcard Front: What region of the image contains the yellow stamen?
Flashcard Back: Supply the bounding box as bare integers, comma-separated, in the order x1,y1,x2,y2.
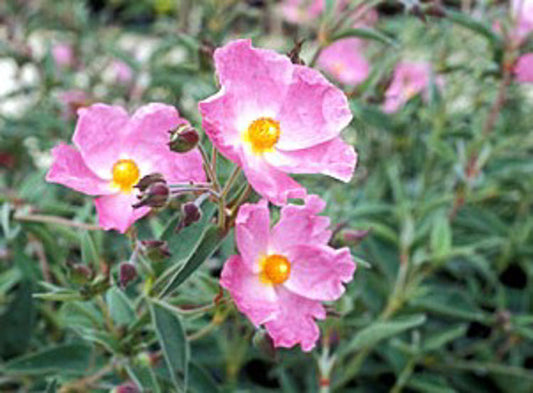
244,117,281,154
260,254,291,285
112,159,140,192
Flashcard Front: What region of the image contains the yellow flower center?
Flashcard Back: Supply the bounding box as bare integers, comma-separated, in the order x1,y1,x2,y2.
244,117,281,154
112,159,140,192
261,254,291,285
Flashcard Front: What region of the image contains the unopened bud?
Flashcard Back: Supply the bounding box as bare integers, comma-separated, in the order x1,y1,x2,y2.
67,263,93,284
341,229,370,247
168,124,200,153
119,262,137,288
133,181,169,209
252,329,276,360
110,382,140,393
135,173,165,192
176,202,202,231
141,240,171,261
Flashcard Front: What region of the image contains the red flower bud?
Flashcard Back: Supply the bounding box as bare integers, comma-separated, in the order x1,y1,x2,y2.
119,262,137,288
168,124,200,153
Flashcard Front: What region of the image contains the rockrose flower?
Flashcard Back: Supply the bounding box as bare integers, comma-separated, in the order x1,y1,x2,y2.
199,39,356,205
46,103,205,233
317,39,370,87
281,0,325,24
220,196,355,351
515,53,533,83
383,61,442,113
52,43,74,69
512,0,533,43
112,60,134,85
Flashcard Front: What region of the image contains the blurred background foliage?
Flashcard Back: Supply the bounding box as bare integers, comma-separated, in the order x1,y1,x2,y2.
1,0,533,392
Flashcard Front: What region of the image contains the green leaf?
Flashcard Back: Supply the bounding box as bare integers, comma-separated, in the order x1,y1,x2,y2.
431,213,452,258
331,27,397,47
189,362,220,393
445,10,503,48
45,379,58,393
4,343,92,375
423,324,467,352
106,287,135,326
80,231,99,270
340,314,427,356
159,225,225,297
149,300,189,392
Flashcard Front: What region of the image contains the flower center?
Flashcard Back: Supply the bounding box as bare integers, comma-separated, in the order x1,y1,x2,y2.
262,254,291,285
245,117,280,154
112,159,140,192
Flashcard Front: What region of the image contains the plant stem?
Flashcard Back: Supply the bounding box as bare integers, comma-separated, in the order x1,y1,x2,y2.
14,212,101,230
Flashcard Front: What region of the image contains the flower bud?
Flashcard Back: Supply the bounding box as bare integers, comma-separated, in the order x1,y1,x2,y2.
168,124,200,153
110,382,140,393
135,173,165,192
67,262,93,285
341,229,370,247
133,181,170,209
141,240,171,261
176,202,202,231
119,262,137,288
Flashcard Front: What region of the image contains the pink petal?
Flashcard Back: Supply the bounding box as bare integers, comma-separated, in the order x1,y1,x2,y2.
73,104,129,179
235,200,271,272
276,65,353,151
46,143,113,195
220,255,279,326
271,195,331,251
284,245,355,301
267,137,357,182
264,287,325,352
383,61,433,113
515,54,533,83
94,192,150,233
317,38,370,87
125,103,206,183
241,154,306,205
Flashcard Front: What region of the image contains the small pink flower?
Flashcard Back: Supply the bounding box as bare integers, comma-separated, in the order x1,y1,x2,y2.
59,90,90,120
317,38,370,87
512,0,533,43
281,0,325,24
383,61,442,113
220,196,355,351
46,103,205,233
112,60,134,85
52,43,74,69
515,53,533,83
199,39,356,205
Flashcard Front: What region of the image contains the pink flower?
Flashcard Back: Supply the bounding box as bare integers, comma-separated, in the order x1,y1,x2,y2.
52,43,74,69
112,60,134,85
281,0,325,24
46,103,205,233
317,38,370,87
383,61,442,113
199,39,356,205
220,196,355,351
515,53,533,83
512,0,533,43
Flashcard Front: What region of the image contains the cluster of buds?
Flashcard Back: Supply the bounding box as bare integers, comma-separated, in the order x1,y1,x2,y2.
168,123,200,153
133,173,169,209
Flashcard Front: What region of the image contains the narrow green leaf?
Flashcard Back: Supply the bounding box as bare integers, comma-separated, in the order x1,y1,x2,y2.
431,213,452,258
331,27,397,47
340,314,427,355
160,225,225,297
423,324,467,352
106,287,135,326
445,10,503,48
4,344,92,375
189,362,220,393
149,300,189,392
80,231,99,270
45,379,58,393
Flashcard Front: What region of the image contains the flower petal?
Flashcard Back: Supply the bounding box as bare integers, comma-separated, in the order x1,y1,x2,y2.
125,103,205,183
241,155,306,205
46,143,113,195
94,192,150,233
235,200,271,272
221,255,279,326
284,245,355,301
515,54,533,84
271,195,331,252
264,286,326,352
266,137,357,182
73,104,129,179
317,38,370,87
276,65,353,151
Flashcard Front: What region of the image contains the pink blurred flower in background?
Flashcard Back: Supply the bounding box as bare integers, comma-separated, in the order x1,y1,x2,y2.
317,39,369,87
112,60,134,85
220,196,355,351
46,103,205,233
59,90,90,120
281,0,326,24
199,39,356,205
52,43,74,69
514,53,533,83
383,61,442,113
512,0,533,43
